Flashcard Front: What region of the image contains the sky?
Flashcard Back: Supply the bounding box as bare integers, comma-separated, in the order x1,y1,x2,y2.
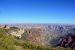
0,0,75,24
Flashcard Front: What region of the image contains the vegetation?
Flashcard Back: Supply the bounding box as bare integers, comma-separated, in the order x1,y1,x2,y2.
0,28,17,50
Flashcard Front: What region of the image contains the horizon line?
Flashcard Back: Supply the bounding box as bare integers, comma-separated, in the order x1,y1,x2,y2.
0,23,75,25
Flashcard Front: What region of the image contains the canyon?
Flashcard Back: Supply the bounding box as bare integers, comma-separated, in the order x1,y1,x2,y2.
0,24,75,47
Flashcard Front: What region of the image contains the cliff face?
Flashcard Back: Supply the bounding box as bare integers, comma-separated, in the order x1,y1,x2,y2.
21,27,45,45
9,29,24,38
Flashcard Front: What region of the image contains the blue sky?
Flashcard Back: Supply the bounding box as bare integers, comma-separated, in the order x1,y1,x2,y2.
0,0,75,24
